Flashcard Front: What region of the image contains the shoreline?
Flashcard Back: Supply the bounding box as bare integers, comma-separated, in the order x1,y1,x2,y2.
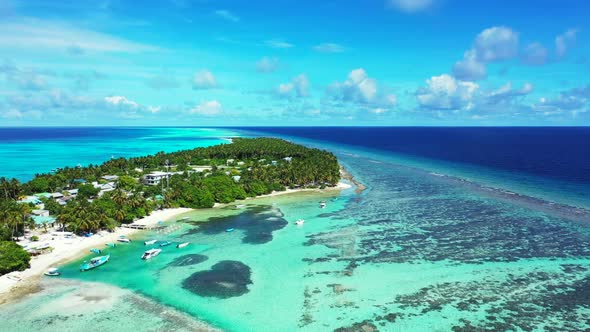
0,180,353,304
340,166,367,194
0,207,192,304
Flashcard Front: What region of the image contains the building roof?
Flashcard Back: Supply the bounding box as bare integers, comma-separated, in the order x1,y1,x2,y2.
32,216,57,225
18,196,41,204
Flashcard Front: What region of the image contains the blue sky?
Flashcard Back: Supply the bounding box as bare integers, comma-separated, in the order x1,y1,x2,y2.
0,0,589,126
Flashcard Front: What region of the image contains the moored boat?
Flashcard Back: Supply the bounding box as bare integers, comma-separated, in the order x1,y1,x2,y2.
177,242,189,248
117,238,131,243
141,248,162,260
320,201,327,208
44,268,60,276
105,242,116,248
295,219,305,226
144,239,157,245
90,248,102,254
80,254,110,271
226,228,235,232
160,241,172,247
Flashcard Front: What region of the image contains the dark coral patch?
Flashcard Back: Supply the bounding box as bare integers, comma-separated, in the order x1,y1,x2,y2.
182,261,252,298
187,205,288,244
167,254,208,267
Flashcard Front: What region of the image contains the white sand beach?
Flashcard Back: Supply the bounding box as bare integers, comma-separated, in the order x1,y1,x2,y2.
0,208,192,302
0,181,352,303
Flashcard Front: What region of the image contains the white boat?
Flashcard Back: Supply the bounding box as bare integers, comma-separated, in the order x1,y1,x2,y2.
177,242,189,248
295,219,305,226
144,239,157,245
44,268,60,276
141,248,162,260
320,201,327,208
117,238,131,243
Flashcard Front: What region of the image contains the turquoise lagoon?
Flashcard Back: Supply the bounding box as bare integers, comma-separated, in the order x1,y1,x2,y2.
0,127,240,182
1,128,590,331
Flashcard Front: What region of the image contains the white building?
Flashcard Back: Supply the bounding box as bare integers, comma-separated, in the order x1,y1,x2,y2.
142,171,183,186
142,171,169,186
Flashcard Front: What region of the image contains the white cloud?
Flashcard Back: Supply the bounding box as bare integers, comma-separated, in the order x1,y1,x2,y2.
473,26,519,62
214,10,239,22
104,95,139,109
313,43,345,53
452,26,519,81
388,0,434,13
328,69,396,107
416,74,479,110
265,39,294,49
521,42,548,66
192,70,217,90
325,69,397,117
0,18,158,53
256,57,279,73
483,82,533,106
555,29,578,58
147,106,161,113
190,100,222,116
277,74,310,98
371,108,388,114
453,50,487,81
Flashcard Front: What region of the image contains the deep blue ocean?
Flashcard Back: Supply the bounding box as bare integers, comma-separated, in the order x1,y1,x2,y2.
4,126,590,331
242,127,590,185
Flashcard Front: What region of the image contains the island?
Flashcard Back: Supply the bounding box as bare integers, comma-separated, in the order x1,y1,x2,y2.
0,137,342,286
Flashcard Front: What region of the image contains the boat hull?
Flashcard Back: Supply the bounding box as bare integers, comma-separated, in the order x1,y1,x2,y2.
80,255,110,271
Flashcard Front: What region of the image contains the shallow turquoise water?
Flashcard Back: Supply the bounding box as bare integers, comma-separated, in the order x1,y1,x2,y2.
29,149,590,331
2,129,590,331
0,127,240,181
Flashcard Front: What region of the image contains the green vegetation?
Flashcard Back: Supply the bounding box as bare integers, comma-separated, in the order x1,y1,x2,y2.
0,241,31,275
1,138,338,236
0,138,340,274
